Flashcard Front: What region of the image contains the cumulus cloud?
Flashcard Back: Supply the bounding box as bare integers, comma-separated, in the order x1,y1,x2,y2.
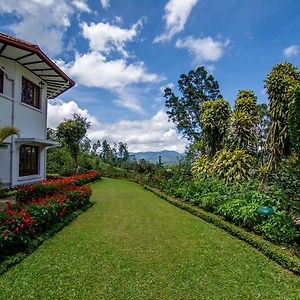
154,0,199,43
0,0,74,56
100,0,110,9
159,83,174,95
48,100,187,152
283,45,299,58
59,51,161,90
81,20,143,57
71,0,91,13
176,36,229,64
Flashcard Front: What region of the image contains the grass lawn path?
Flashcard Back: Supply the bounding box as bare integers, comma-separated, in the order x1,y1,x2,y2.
0,178,299,299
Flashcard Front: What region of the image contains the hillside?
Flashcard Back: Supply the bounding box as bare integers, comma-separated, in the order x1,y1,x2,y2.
130,150,184,164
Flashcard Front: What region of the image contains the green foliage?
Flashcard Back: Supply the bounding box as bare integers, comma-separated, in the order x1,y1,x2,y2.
191,155,210,176
56,113,91,171
164,66,221,141
200,98,231,157
230,90,258,151
211,149,255,183
265,62,300,168
289,85,300,154
47,146,74,176
256,211,298,243
0,126,19,144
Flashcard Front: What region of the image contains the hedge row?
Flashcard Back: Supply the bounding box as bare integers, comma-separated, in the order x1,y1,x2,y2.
16,171,101,205
0,185,92,254
144,185,300,274
0,202,93,276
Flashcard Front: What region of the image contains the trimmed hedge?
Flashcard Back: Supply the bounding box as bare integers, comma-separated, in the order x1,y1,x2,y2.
0,202,93,276
145,185,300,274
16,171,101,205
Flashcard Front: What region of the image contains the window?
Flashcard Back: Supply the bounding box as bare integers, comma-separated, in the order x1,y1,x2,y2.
19,145,39,176
21,77,41,109
0,69,3,94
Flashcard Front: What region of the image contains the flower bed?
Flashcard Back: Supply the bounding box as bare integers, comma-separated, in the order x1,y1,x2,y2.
16,171,101,205
0,172,100,255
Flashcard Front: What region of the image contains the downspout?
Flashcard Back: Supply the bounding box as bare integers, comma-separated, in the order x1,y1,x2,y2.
5,73,15,187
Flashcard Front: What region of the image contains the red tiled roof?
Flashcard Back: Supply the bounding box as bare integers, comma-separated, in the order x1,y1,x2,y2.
0,32,75,98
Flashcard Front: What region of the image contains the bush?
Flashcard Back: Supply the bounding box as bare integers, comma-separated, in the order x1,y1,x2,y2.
256,211,298,243
0,185,92,254
16,171,101,205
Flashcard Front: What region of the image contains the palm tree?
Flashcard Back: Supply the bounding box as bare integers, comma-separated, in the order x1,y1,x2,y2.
0,126,19,145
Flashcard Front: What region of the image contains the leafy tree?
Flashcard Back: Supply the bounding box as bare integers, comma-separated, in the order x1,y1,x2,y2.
256,103,270,162
118,142,129,161
289,85,300,155
164,66,222,141
0,126,19,144
56,113,91,172
229,90,258,152
47,128,57,140
200,98,231,157
265,62,300,168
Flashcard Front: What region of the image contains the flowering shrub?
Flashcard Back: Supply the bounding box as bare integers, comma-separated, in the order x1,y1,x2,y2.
0,173,96,254
16,171,101,205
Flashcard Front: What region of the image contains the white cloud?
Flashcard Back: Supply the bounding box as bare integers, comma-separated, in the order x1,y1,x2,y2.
176,36,229,64
60,51,162,90
154,0,199,43
283,45,299,58
71,0,91,13
48,100,187,152
159,83,174,95
81,20,142,57
0,0,73,56
113,88,146,114
100,0,110,9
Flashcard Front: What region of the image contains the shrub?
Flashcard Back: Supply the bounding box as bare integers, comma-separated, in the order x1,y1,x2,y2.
198,192,222,212
211,149,255,183
16,171,101,205
256,211,298,243
0,185,92,253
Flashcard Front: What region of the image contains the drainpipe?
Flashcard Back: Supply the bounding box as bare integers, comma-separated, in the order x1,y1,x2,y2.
3,71,15,187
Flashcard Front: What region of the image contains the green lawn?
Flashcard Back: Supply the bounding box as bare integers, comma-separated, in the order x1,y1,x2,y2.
0,178,299,299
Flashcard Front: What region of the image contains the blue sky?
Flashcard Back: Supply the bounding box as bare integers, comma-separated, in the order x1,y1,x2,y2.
0,0,300,152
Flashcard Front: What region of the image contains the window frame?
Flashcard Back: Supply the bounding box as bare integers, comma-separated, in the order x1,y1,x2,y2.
21,77,41,109
19,145,40,177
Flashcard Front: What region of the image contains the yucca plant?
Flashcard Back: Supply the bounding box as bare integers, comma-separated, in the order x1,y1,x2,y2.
211,149,255,183
191,155,211,177
229,90,258,152
265,62,300,169
200,98,231,158
0,126,19,145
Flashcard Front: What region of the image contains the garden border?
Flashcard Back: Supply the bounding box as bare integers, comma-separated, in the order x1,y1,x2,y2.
0,202,93,275
144,185,300,275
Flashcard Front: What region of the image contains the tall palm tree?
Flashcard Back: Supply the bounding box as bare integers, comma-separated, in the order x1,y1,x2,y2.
0,126,19,144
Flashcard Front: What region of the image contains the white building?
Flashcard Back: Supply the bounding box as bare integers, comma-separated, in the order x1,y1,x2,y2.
0,33,75,187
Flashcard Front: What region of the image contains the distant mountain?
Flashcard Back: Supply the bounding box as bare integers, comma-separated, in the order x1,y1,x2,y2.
130,150,184,165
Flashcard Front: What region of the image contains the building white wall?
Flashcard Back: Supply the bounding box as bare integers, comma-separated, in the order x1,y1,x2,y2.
0,56,48,187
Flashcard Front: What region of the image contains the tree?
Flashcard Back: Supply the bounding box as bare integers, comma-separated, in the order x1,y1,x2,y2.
118,142,129,161
265,62,300,169
164,66,222,141
289,85,300,155
200,98,231,157
56,113,91,172
0,126,19,144
229,90,258,152
256,103,270,162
